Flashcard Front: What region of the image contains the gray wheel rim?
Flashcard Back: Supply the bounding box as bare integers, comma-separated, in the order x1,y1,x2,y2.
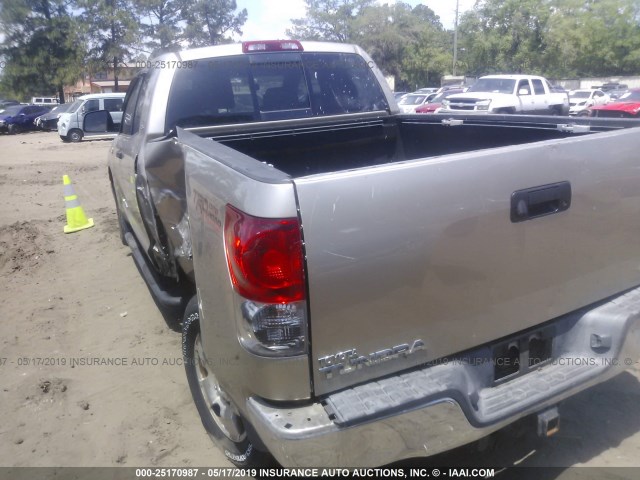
194,333,246,443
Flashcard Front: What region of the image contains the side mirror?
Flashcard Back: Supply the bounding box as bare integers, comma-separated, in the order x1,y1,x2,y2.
83,110,118,133
518,88,530,96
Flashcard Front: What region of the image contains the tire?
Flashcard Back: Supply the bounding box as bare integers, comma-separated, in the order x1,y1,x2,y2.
7,124,21,135
182,297,272,467
60,135,70,143
68,129,83,142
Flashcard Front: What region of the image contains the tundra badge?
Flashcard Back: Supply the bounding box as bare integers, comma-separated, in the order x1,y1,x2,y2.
318,340,425,378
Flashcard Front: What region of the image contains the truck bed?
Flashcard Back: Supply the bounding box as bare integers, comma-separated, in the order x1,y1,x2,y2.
199,113,633,177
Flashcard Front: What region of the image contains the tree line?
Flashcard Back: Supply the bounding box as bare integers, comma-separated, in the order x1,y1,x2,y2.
2,0,640,101
288,0,640,90
0,0,247,100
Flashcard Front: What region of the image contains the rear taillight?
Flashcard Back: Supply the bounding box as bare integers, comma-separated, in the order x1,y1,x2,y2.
224,205,307,356
224,205,305,304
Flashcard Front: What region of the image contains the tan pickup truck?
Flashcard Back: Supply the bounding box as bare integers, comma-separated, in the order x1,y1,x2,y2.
100,40,640,467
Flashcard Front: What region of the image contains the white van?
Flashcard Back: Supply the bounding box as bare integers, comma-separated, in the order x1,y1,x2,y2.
57,93,126,142
31,97,59,106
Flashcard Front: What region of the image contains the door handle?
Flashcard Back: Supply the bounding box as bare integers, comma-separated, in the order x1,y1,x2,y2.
511,181,571,223
116,151,124,159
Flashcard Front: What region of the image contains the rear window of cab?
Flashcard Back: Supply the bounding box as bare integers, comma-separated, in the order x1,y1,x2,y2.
165,52,389,132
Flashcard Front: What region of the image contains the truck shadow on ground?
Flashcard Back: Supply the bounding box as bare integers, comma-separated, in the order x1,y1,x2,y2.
393,370,640,479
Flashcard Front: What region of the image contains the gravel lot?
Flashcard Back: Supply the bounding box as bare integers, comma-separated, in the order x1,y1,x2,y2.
1,131,640,479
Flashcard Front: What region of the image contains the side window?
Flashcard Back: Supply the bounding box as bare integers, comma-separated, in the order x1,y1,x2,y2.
84,99,99,113
517,80,531,95
132,77,149,134
531,79,545,95
121,76,143,135
104,98,124,112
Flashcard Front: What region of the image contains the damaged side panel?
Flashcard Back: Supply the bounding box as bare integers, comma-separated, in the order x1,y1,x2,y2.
139,137,194,282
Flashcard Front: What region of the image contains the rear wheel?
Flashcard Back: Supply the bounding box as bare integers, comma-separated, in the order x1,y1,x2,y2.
182,296,272,467
7,124,21,135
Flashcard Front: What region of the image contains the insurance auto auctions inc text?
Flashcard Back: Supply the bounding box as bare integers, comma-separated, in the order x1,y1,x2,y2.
255,468,495,478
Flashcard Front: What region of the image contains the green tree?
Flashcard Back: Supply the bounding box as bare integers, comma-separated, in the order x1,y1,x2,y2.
354,2,448,87
0,0,84,101
287,0,374,42
458,0,640,78
545,0,640,77
181,0,247,47
402,27,452,89
77,0,140,92
458,0,551,75
135,0,182,56
354,3,420,81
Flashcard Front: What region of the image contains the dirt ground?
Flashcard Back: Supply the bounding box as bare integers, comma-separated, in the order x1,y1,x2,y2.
1,131,640,478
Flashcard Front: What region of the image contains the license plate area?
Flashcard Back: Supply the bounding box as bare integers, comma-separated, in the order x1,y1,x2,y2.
493,327,554,385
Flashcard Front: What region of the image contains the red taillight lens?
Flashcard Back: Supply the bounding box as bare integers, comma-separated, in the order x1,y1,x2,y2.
224,205,305,304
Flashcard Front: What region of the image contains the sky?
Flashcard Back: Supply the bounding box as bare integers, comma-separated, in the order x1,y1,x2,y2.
234,0,476,41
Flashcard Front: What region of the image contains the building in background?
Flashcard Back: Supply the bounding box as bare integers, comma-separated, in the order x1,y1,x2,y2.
63,63,139,102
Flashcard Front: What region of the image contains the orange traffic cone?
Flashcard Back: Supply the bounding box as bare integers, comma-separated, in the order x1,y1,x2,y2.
62,175,94,233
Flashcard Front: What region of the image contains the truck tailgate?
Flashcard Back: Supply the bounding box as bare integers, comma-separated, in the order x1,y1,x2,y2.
294,128,640,395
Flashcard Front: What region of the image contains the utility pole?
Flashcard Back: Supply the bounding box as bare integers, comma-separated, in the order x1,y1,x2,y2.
453,0,459,76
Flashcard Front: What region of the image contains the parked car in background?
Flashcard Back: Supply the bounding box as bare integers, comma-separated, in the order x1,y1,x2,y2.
568,89,610,116
57,93,125,142
415,88,464,114
0,104,52,134
393,91,408,101
34,103,74,131
607,87,629,100
437,84,466,93
416,87,438,94
589,89,640,118
0,99,20,111
600,82,628,93
397,92,436,113
31,96,59,106
550,85,568,93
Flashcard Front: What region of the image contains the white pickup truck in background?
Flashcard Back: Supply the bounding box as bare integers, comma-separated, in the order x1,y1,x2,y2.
438,74,569,115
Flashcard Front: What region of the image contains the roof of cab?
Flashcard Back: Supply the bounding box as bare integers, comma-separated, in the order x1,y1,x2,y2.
154,41,363,62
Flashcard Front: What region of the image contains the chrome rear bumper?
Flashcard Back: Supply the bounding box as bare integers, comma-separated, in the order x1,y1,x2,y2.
247,286,640,467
